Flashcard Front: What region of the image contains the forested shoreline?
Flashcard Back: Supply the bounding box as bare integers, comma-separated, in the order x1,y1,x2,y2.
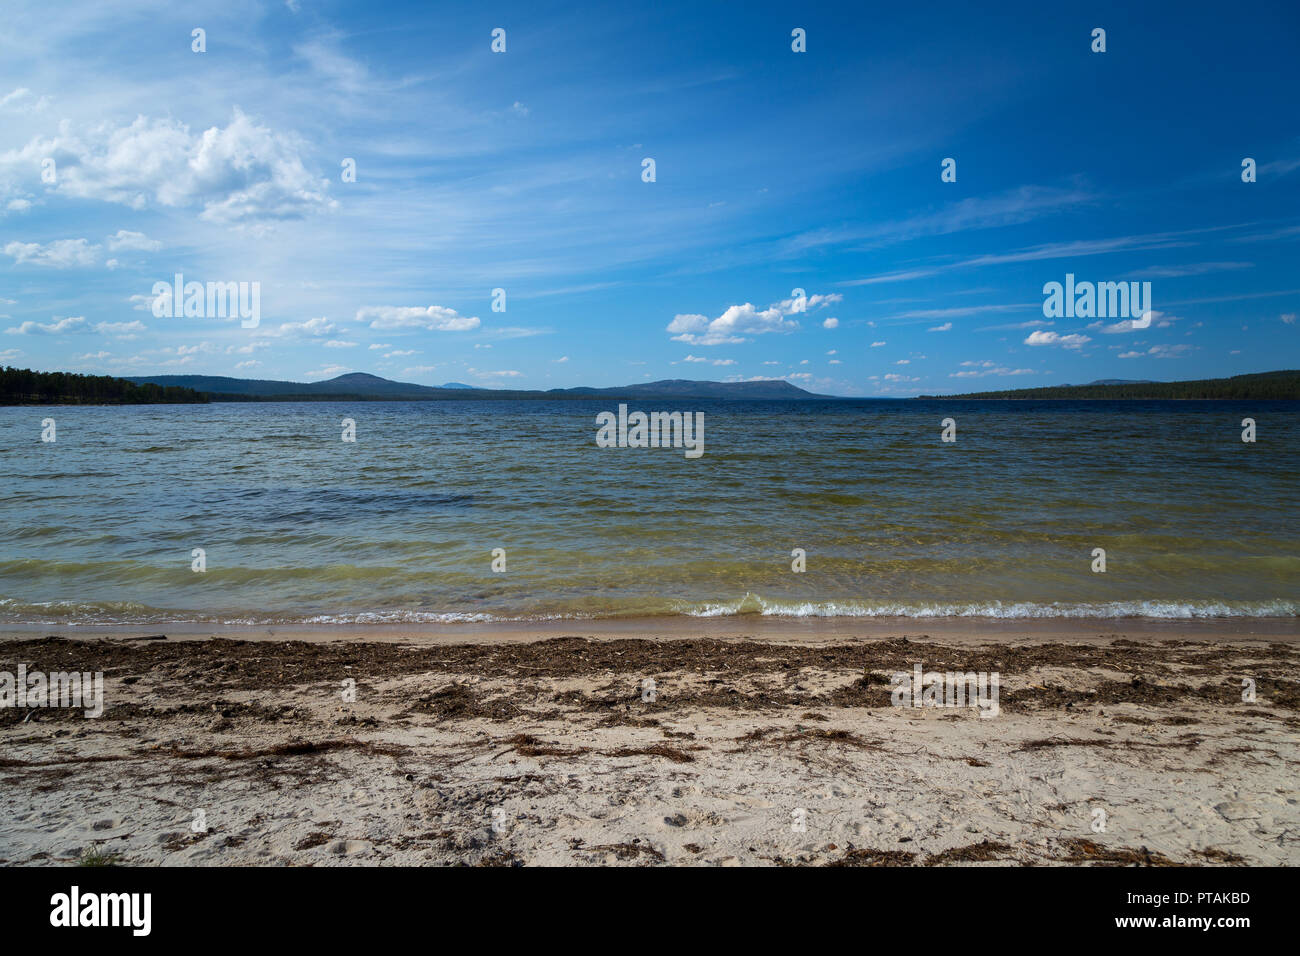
0,367,208,405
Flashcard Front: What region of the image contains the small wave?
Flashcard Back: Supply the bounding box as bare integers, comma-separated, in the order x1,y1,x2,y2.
677,594,1299,619
2,594,1294,626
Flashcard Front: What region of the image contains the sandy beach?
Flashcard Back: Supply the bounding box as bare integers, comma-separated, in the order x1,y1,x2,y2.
2,619,1296,867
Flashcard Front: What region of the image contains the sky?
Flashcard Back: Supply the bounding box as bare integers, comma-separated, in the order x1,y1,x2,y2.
1,0,1297,396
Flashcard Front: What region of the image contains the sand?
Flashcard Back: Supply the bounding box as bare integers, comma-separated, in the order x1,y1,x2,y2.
1,620,1297,866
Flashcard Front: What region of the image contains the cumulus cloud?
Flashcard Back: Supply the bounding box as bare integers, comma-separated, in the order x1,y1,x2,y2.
822,317,839,329
3,238,98,268
6,315,87,335
1,110,334,226
668,292,840,345
105,230,162,253
358,305,480,332
928,322,953,332
775,292,842,313
270,317,337,337
668,305,791,345
1024,330,1091,349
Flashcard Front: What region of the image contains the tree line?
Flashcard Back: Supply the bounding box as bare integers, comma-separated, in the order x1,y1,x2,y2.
924,370,1299,401
0,367,209,405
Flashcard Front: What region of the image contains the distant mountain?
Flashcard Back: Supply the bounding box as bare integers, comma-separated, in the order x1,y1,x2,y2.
441,382,481,390
544,378,824,399
1086,379,1157,386
922,370,1300,400
126,372,831,401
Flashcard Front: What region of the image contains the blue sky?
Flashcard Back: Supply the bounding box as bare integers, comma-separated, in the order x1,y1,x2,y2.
1,0,1297,395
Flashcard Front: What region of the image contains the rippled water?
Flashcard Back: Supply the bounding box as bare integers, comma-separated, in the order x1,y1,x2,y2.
1,399,1296,624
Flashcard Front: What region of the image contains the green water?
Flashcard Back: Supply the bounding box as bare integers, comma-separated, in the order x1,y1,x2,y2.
0,399,1295,624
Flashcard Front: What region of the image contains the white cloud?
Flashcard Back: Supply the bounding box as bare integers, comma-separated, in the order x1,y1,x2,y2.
2,110,335,226
0,88,49,113
358,305,480,331
303,365,350,379
927,322,953,332
1282,313,1296,325
668,292,839,345
1120,344,1194,359
1024,330,1091,349
668,304,792,345
822,317,839,329
3,238,99,268
1090,311,1178,334
870,341,886,348
949,365,1034,378
94,320,146,338
5,315,87,335
774,292,841,313
105,230,162,252
271,317,337,338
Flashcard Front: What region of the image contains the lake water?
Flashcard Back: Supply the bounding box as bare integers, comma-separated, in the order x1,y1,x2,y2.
1,399,1296,625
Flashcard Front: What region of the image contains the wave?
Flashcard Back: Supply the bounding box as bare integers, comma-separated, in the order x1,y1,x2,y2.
677,593,1300,619
0,593,1295,626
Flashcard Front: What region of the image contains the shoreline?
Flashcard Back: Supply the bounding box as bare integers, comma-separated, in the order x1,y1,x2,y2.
2,614,1296,646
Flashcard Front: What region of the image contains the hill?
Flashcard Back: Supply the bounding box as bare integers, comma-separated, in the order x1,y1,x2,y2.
922,370,1300,400
126,373,828,401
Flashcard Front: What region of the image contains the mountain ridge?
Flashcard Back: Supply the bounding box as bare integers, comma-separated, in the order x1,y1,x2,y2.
125,372,832,401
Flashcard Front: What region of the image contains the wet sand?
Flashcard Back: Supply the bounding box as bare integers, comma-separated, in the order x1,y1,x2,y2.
1,620,1297,866
1,614,1296,646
